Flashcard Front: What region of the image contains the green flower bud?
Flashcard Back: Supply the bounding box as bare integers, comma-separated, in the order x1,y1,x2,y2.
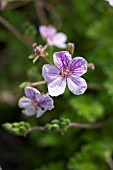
44,123,52,131
2,123,12,130
65,119,71,125
51,119,59,124
19,126,27,133
11,128,20,135
59,117,66,122
24,122,31,129
51,124,60,131
19,82,30,88
13,122,19,128
19,121,26,126
59,122,67,128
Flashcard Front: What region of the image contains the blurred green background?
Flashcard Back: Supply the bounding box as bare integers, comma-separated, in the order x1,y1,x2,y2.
0,0,113,170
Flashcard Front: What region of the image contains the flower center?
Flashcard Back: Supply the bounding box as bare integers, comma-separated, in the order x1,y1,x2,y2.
60,68,71,77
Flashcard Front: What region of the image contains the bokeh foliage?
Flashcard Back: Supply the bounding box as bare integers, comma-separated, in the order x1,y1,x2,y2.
0,0,113,170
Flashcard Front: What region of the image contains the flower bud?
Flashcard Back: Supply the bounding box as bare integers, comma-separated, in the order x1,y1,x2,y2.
51,119,59,124
13,122,19,128
65,119,71,125
2,123,12,130
51,124,60,131
59,121,67,128
19,82,30,89
87,63,95,70
12,128,20,135
67,43,75,55
44,123,52,131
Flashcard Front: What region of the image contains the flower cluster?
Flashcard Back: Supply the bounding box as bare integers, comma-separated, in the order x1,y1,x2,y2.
18,24,94,120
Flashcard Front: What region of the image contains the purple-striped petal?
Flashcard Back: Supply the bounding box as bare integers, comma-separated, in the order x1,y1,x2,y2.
48,76,66,96
24,106,36,116
67,75,87,95
39,25,56,38
47,33,67,48
36,107,46,118
42,64,60,83
69,57,87,76
18,97,32,108
25,87,40,101
53,51,72,70
40,94,54,110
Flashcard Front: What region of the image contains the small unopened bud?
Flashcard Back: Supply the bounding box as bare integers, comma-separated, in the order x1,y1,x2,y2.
87,63,95,70
32,43,37,48
51,124,60,131
44,123,52,131
51,119,59,124
19,82,30,88
2,123,12,130
67,43,75,55
65,119,71,125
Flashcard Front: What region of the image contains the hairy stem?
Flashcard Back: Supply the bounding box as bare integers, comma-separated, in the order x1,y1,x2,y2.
30,80,46,86
26,126,45,135
69,121,105,129
106,157,113,170
26,121,105,135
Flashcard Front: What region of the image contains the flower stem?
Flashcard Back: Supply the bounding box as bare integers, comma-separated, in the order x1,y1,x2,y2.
30,80,46,86
25,121,105,136
69,121,105,129
41,56,53,65
26,126,45,135
42,44,49,52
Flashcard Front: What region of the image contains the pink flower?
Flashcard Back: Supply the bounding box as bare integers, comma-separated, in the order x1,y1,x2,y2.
18,87,54,117
39,25,67,48
42,51,87,97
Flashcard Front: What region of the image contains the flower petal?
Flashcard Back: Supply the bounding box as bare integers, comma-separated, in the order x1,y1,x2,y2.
47,33,67,48
25,87,40,101
24,106,36,116
36,107,46,118
40,94,54,110
67,75,87,95
39,25,56,38
18,96,32,108
42,64,60,83
53,51,72,70
48,76,66,96
69,57,87,76
106,0,113,6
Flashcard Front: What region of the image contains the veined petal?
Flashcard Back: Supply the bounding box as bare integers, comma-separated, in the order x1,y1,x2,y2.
39,25,56,38
18,96,32,108
25,87,40,101
47,33,67,48
42,64,60,83
48,76,66,96
67,75,87,95
69,57,87,76
36,107,46,118
40,94,54,110
53,51,72,70
24,106,36,116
